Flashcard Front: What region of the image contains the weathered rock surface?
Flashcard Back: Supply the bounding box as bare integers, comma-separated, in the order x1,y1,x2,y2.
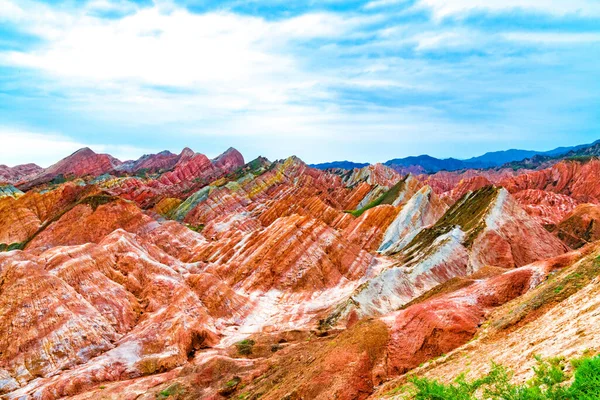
328,186,567,321
115,150,180,174
512,189,578,225
19,148,122,190
383,265,541,375
378,186,448,255
3,150,600,399
0,163,42,184
337,163,402,187
551,203,600,249
418,168,523,195
0,183,98,249
499,159,600,203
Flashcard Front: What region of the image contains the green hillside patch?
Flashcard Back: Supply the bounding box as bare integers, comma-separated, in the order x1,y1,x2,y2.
389,355,600,400
78,194,118,211
347,178,408,217
0,242,26,252
491,253,600,332
224,156,272,183
400,185,499,260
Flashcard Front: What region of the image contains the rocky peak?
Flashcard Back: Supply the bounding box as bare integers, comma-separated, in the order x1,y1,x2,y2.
179,147,196,158
212,147,245,171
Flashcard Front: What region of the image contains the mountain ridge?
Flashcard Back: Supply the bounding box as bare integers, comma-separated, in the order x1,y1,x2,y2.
310,139,599,173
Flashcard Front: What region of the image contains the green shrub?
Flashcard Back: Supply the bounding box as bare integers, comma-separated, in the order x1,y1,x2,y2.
0,242,25,252
135,168,149,178
568,356,600,399
156,383,184,399
186,224,205,232
51,174,67,184
396,355,600,400
236,339,255,355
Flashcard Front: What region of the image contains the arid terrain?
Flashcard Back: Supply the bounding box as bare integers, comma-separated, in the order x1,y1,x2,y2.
1,144,600,399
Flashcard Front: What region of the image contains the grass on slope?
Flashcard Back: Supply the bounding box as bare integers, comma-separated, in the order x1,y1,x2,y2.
347,178,407,217
389,355,600,399
223,156,271,184
491,253,600,332
399,185,498,260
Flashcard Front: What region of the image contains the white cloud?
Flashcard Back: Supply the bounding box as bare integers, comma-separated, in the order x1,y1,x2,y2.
503,32,600,44
413,31,471,50
0,0,378,135
0,128,151,167
0,0,598,164
364,0,411,10
0,129,87,167
0,2,363,89
418,0,600,20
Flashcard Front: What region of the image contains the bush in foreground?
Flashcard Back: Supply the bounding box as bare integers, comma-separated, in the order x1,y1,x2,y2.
393,355,600,399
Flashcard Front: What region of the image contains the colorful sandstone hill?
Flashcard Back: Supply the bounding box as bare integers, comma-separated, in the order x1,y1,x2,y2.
1,145,600,399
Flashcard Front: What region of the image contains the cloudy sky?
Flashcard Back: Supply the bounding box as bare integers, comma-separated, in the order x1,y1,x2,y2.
0,0,599,166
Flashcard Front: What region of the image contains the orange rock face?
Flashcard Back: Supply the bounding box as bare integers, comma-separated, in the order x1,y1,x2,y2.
383,267,538,375
512,189,578,225
0,183,99,248
552,203,600,248
25,197,154,251
500,159,600,203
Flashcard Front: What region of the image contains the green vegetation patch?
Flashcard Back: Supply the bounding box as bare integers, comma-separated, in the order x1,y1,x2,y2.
391,355,600,399
50,174,67,185
185,224,205,233
0,242,26,252
492,254,600,331
347,177,408,217
78,194,118,211
400,185,499,260
564,155,597,163
236,339,256,356
135,168,150,178
225,156,272,183
156,383,185,399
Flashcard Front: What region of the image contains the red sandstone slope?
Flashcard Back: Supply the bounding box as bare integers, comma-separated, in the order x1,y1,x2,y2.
499,159,600,203
18,148,122,190
115,150,181,174
551,203,600,249
0,163,42,184
212,147,245,171
104,147,245,208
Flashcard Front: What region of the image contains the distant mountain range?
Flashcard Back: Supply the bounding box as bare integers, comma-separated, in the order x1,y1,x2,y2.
308,161,370,170
311,140,600,173
504,140,600,170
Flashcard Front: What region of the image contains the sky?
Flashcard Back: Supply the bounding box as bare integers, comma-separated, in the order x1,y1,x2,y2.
0,0,599,167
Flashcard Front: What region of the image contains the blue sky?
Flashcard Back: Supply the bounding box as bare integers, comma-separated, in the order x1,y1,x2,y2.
0,0,599,166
